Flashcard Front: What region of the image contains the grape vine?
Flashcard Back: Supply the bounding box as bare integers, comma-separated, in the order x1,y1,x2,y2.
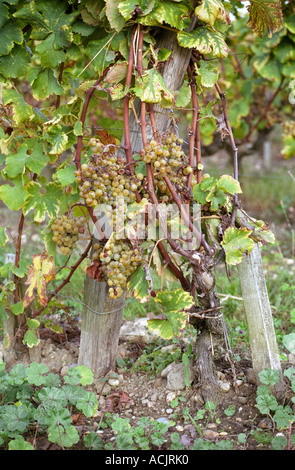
0,0,291,350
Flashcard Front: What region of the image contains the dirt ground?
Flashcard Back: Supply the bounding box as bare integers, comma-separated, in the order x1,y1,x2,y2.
7,318,292,452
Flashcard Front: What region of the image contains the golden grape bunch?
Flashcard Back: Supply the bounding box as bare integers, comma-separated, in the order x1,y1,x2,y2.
51,215,83,256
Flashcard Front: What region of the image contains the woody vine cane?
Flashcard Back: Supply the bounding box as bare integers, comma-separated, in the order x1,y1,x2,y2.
118,26,235,401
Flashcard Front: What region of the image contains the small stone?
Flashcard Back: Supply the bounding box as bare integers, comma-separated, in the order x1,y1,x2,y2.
203,430,219,440
207,423,217,430
166,408,173,414
166,392,177,403
108,379,120,387
154,378,163,388
236,417,243,422
176,425,184,432
219,431,228,436
238,396,247,405
219,382,230,392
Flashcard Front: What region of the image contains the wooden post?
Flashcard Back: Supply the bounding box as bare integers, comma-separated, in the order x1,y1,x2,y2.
238,243,285,397
78,279,125,377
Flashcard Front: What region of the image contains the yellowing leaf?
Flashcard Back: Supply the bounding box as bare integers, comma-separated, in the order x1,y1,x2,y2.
177,27,229,58
195,0,231,27
133,68,175,108
23,254,55,308
221,227,255,266
247,0,284,38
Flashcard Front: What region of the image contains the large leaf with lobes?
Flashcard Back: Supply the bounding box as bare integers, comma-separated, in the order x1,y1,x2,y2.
23,181,63,222
13,0,79,45
177,27,229,58
23,254,55,308
194,0,231,27
246,0,283,38
0,176,28,211
133,68,175,108
221,227,255,266
138,1,190,30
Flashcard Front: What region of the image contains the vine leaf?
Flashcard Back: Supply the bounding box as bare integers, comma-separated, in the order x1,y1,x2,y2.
148,289,193,339
127,265,152,303
154,288,194,312
31,68,63,100
118,0,156,20
0,176,28,211
235,209,275,245
197,61,219,88
194,0,231,27
221,227,255,266
23,181,63,222
177,27,229,58
105,0,125,32
23,254,55,308
0,21,23,56
246,0,284,38
0,226,8,247
138,1,191,30
3,88,32,124
217,175,242,195
133,68,175,108
13,0,79,47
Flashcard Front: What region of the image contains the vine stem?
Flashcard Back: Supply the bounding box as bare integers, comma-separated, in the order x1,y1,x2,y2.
32,238,93,318
214,81,239,226
14,212,24,305
56,62,64,109
73,60,120,240
123,25,137,168
187,64,198,188
74,57,119,171
136,27,190,291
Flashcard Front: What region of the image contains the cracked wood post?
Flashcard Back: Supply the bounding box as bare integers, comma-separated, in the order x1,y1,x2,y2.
78,28,195,378
238,243,285,397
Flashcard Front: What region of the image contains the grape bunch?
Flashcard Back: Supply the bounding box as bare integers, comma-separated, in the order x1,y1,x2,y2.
92,237,142,299
51,215,82,256
74,138,142,209
282,120,295,138
140,133,197,201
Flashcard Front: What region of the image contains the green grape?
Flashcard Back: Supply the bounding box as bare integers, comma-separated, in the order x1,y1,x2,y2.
52,214,80,255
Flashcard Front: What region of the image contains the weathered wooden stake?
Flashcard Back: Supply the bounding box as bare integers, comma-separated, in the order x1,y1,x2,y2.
238,243,285,397
78,279,125,377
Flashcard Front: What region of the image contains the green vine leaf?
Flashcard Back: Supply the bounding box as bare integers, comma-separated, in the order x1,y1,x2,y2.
133,68,175,108
0,21,23,56
14,0,79,46
197,61,219,88
0,226,8,247
148,288,193,339
118,0,156,20
246,0,284,38
3,87,33,124
138,1,191,30
177,27,230,58
217,175,242,195
194,0,231,27
31,68,64,101
105,0,126,32
221,227,255,266
23,181,63,222
0,176,28,211
127,265,152,303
